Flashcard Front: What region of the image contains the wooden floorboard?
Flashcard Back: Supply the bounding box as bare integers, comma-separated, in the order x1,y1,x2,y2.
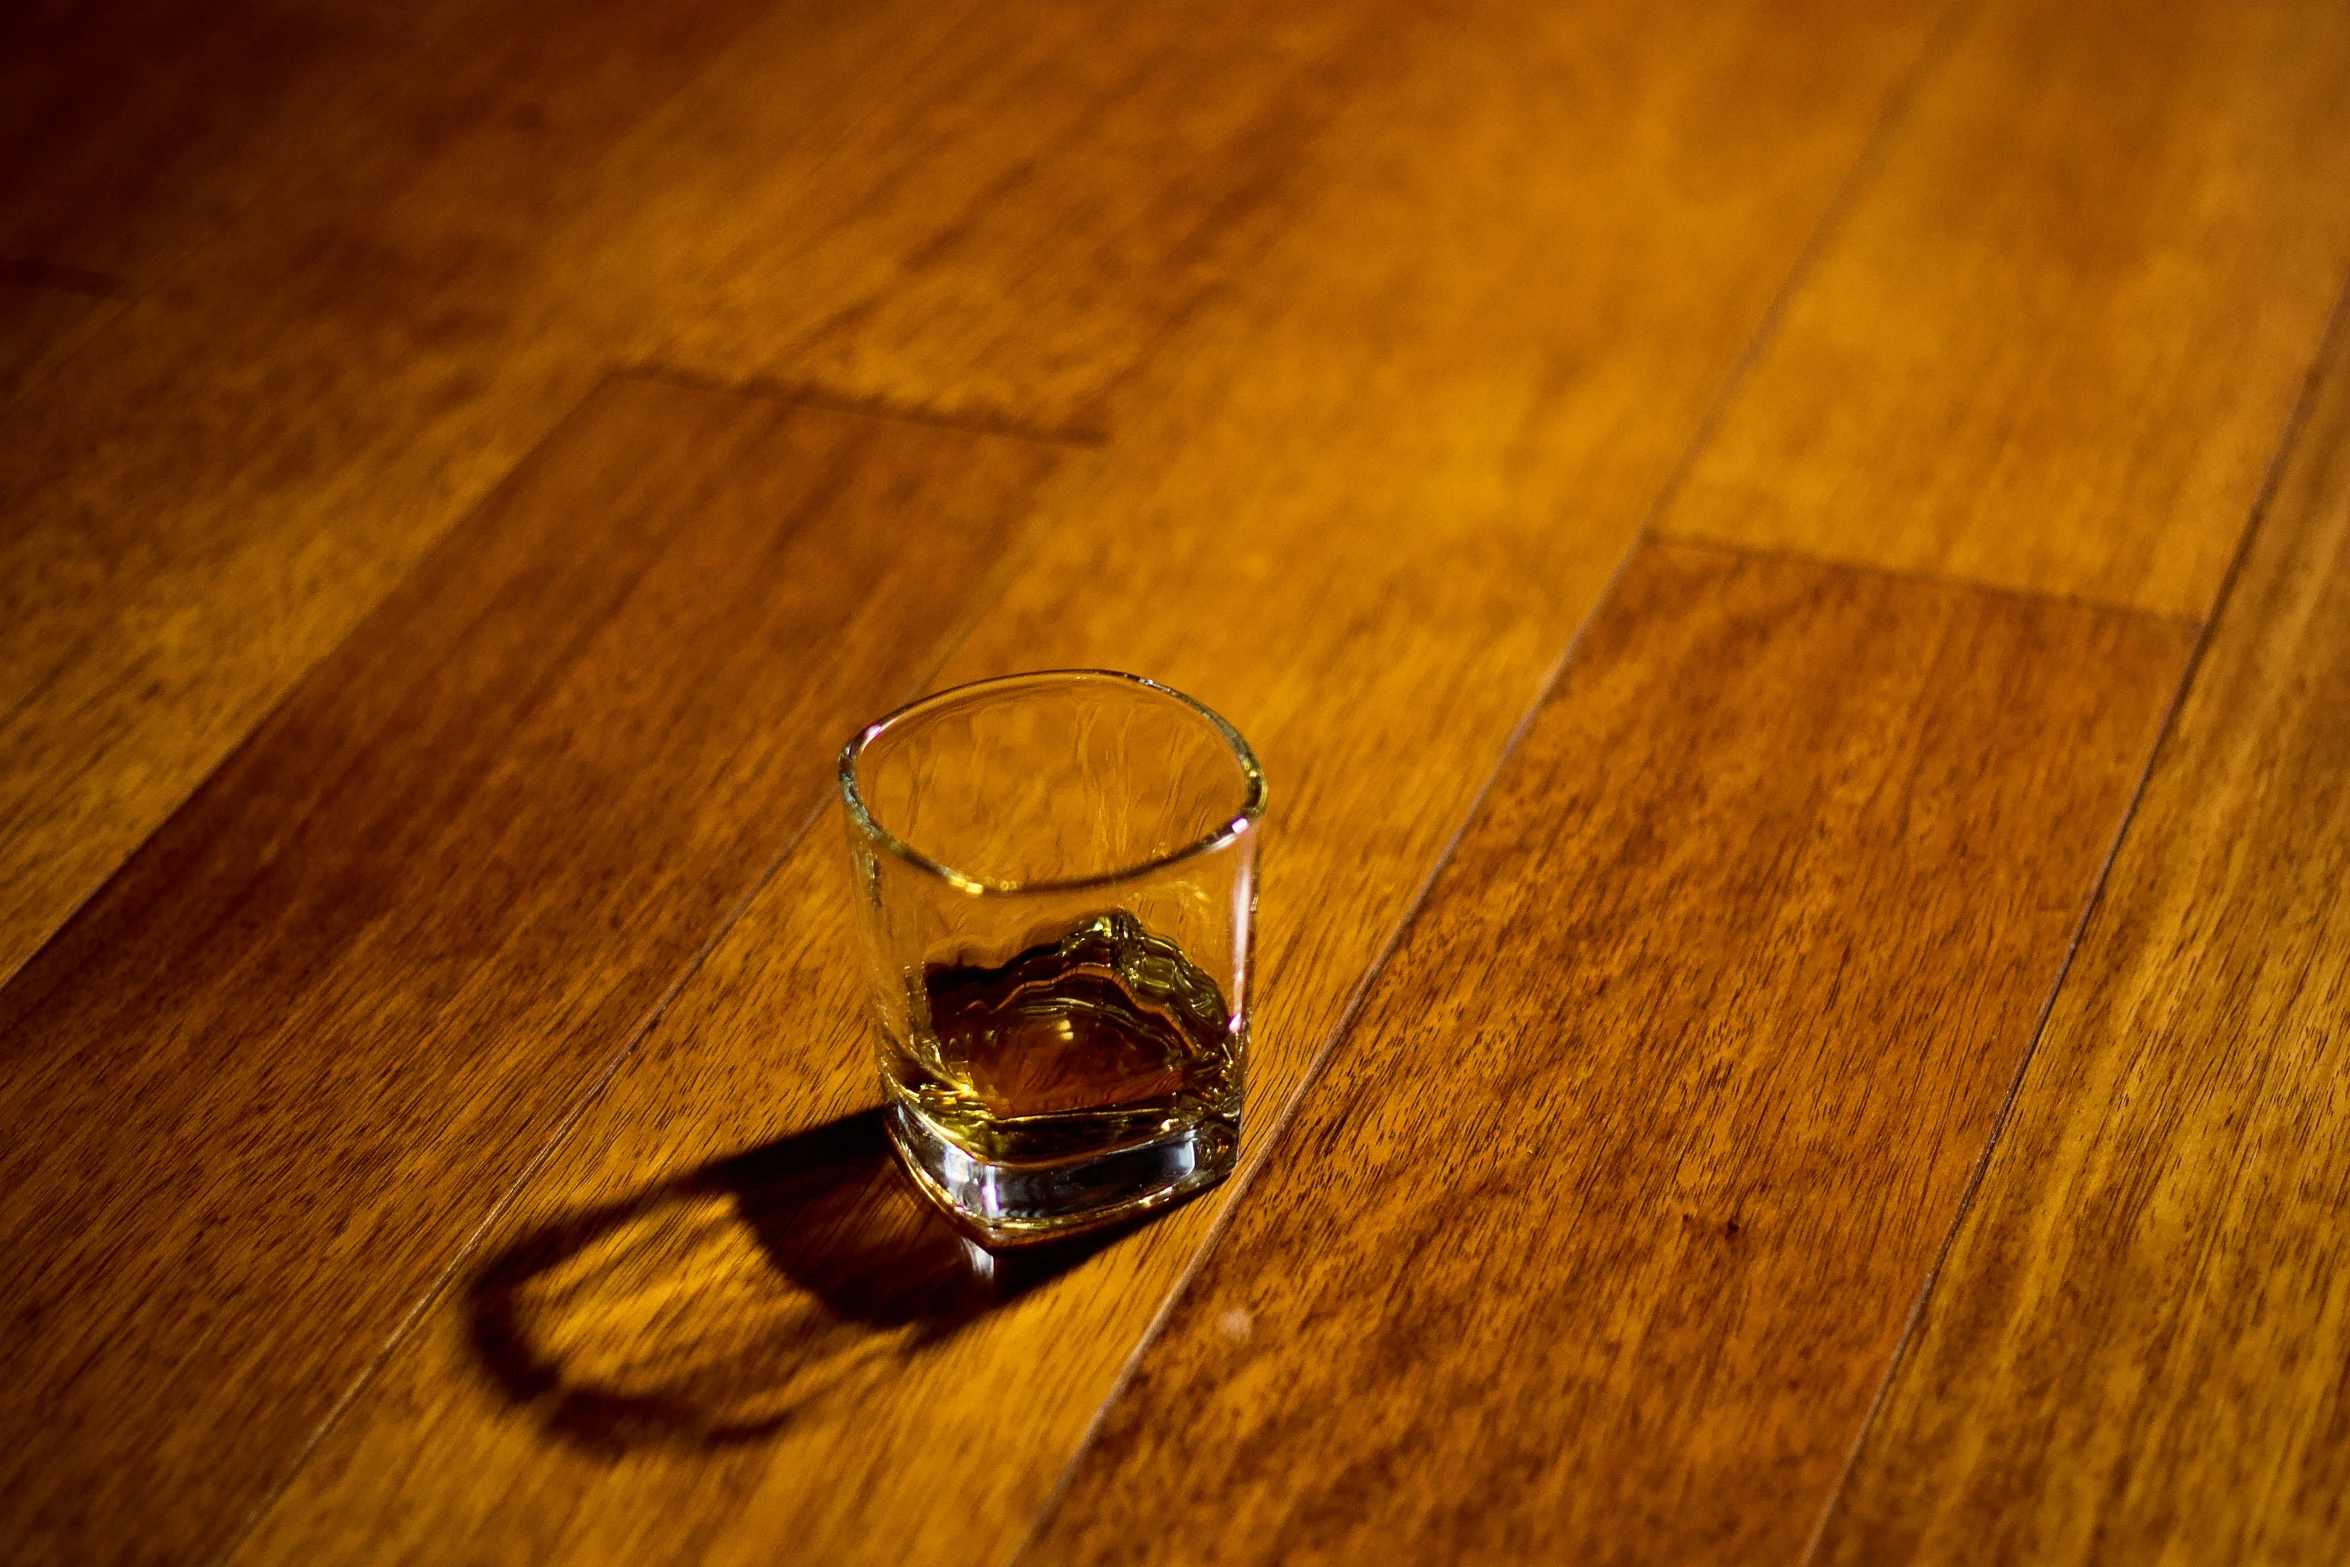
1810,296,2350,1565
588,0,1412,431
222,5,1953,1563
0,376,1066,1567
0,0,1432,990
18,1,2342,1562
1667,0,2350,620
0,0,793,984
1020,541,2192,1566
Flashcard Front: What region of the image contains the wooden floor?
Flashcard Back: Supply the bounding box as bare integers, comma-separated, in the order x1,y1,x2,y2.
4,0,2348,1562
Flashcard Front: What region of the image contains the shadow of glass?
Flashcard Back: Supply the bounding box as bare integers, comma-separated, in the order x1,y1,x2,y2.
468,1108,1125,1452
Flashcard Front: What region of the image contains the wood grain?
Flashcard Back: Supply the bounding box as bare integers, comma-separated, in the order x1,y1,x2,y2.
1668,0,2350,620
0,0,789,985
578,0,1410,430
1810,298,2350,1562
1022,541,2192,1567
0,272,114,402
227,4,1954,1563
0,0,486,281
0,0,1413,986
0,374,1066,1567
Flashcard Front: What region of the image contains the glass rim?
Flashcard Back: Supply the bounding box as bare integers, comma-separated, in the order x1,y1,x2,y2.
837,668,1266,897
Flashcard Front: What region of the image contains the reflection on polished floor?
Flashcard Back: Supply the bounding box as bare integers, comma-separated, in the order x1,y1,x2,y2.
3,0,2349,1562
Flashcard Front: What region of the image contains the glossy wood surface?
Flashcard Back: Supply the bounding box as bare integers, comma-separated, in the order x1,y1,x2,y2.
1025,542,2191,1566
1671,0,2350,619
0,0,784,985
5,0,2350,1561
227,4,1953,1562
0,0,1403,984
1812,304,2350,1565
0,376,1066,1565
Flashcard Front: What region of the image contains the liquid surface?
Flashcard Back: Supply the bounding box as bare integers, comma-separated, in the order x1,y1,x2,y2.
886,911,1242,1164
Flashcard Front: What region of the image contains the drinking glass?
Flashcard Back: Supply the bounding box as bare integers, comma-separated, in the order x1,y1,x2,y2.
838,670,1264,1246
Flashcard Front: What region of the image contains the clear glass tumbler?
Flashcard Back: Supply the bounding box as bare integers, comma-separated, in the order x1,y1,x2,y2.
838,670,1264,1247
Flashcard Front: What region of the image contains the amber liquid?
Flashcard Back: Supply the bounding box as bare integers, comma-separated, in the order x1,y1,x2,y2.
885,911,1242,1165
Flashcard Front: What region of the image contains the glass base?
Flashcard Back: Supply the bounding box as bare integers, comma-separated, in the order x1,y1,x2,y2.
885,1100,1238,1248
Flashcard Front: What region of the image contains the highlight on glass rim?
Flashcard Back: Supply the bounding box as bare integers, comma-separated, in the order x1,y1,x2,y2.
838,670,1265,1246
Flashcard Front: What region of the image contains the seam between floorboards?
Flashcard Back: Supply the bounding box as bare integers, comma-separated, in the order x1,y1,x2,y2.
1000,508,1648,1567
998,3,1988,1555
205,407,1077,1567
1795,254,2350,1567
0,0,1012,970
208,795,829,1567
1653,531,2202,630
0,363,976,998
0,364,672,1001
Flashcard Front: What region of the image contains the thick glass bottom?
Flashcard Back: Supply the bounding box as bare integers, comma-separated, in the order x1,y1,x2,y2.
885,1099,1238,1248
